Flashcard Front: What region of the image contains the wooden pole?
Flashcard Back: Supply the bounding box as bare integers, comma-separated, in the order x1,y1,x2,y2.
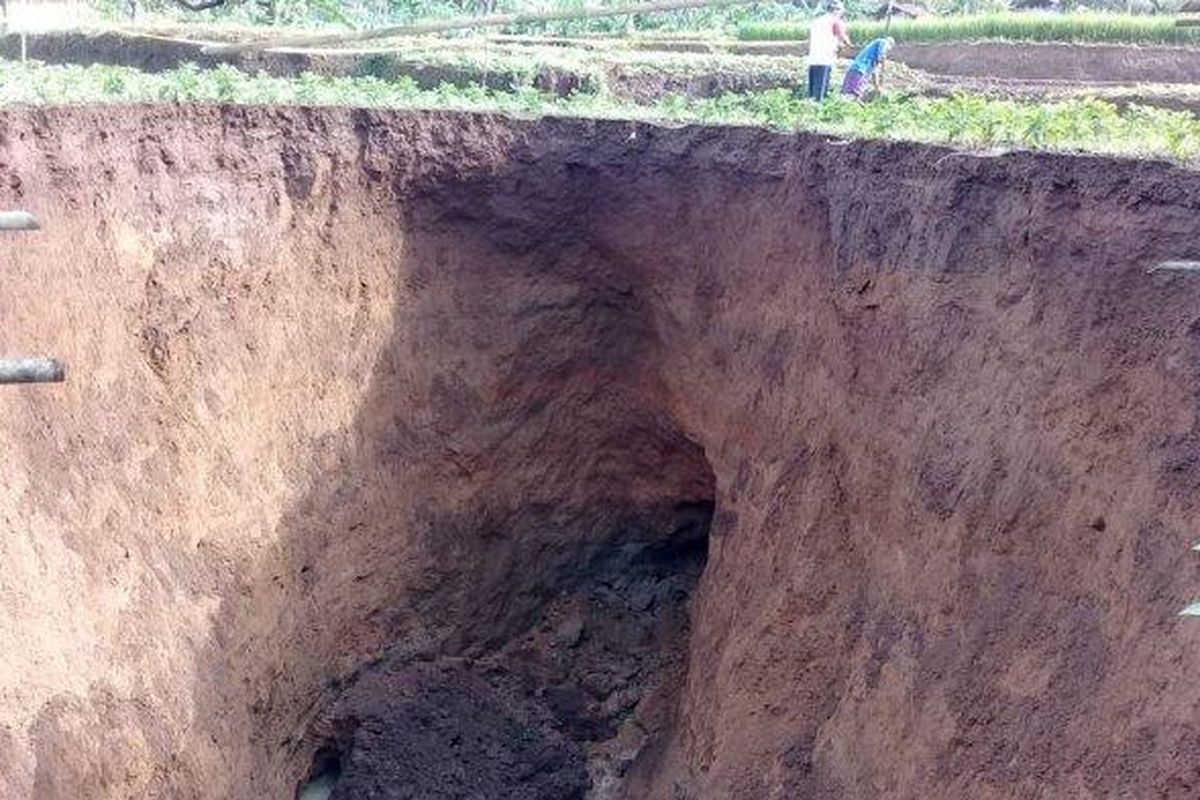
0,357,64,383
204,0,756,54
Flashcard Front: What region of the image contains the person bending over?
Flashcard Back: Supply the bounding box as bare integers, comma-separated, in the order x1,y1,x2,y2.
842,36,895,100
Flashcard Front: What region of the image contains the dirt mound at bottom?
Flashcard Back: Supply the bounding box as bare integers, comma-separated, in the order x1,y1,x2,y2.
303,506,710,798
313,660,589,799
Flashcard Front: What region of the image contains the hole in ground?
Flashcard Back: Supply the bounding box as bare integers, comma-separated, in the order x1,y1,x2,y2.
296,493,715,800
184,125,726,800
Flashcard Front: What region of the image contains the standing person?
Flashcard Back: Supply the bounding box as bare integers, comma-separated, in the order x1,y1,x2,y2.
841,36,895,100
807,1,850,101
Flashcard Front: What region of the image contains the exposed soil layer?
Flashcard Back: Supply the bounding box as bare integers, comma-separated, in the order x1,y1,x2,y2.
891,71,1200,115
727,38,1200,85
0,31,329,74
892,40,1200,84
0,31,578,91
1,105,1200,799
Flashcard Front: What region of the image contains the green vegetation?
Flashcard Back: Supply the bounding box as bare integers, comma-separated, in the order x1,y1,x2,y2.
340,40,803,93
0,59,1197,162
99,0,808,34
665,87,1200,159
739,11,1200,45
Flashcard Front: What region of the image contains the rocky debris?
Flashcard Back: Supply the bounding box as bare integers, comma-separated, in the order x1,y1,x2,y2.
553,614,586,649
316,660,589,800
303,517,710,799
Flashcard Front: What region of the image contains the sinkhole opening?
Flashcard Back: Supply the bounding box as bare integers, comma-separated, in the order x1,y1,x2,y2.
294,490,716,799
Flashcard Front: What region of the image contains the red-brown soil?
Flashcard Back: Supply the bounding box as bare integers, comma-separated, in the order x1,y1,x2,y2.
1,105,1200,799
892,41,1200,85
731,38,1200,85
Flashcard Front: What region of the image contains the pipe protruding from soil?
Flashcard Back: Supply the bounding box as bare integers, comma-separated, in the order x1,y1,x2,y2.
0,210,39,231
0,357,64,383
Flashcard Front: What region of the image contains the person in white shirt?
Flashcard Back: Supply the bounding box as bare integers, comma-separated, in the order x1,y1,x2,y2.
807,0,851,101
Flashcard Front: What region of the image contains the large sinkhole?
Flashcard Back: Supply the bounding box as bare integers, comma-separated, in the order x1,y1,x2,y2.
9,106,1200,800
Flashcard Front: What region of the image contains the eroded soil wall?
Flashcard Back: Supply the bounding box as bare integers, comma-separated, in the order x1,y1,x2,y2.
0,106,1199,799
893,41,1200,84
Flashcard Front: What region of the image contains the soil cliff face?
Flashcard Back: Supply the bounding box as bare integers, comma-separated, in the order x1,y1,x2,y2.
0,106,1199,799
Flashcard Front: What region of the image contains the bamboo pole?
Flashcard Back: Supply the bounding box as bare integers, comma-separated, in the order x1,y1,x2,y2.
204,0,755,54
0,357,64,383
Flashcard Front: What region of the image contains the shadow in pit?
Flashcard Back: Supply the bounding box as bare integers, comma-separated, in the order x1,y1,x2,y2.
191,137,716,800
298,499,713,800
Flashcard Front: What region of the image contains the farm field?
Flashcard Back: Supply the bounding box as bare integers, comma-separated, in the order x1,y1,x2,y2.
1,57,1198,160
1,11,1199,160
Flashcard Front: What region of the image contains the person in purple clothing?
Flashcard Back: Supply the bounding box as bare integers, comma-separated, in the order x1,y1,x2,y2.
841,36,895,100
